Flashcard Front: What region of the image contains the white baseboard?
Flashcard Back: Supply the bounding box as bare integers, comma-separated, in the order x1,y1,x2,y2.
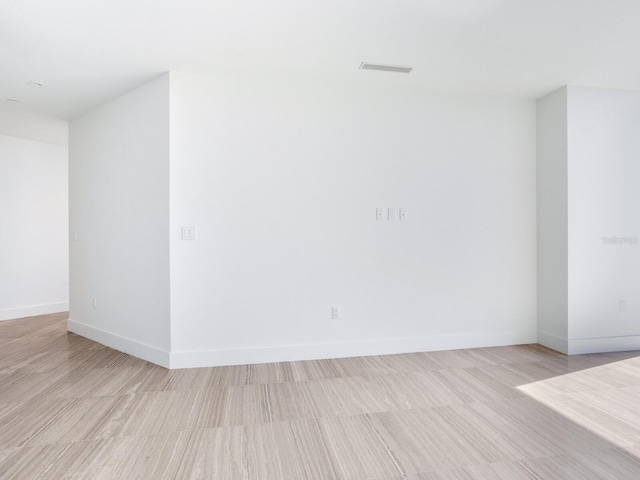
537,330,569,354
169,330,537,369
68,319,170,368
568,335,640,355
0,302,69,322
538,330,640,355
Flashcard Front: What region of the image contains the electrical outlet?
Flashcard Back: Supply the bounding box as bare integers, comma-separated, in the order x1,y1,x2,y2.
331,306,341,320
399,208,407,221
181,226,197,240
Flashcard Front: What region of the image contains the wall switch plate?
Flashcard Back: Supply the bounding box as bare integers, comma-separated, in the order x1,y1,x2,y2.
181,226,197,240
92,297,97,309
376,208,384,221
331,306,341,320
399,208,407,221
620,300,626,312
388,208,396,221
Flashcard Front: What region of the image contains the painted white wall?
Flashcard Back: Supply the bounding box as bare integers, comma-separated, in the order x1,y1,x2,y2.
168,72,537,367
0,106,68,146
0,135,68,321
68,74,171,366
537,85,640,354
536,87,569,353
567,87,640,352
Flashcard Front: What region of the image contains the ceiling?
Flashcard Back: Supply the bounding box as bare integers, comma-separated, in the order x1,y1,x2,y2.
2,0,640,120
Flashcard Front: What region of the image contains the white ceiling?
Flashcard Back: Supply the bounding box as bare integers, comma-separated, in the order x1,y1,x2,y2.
2,0,640,120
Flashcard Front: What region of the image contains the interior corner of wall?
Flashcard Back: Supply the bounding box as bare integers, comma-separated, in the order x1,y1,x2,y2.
537,330,568,354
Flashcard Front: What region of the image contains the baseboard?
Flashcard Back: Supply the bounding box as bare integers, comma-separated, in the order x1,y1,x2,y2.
169,330,537,369
537,330,569,354
67,319,170,368
568,335,640,355
537,330,640,355
0,302,69,322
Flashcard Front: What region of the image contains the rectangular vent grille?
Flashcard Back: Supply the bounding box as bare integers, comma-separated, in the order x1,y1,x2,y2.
359,62,412,73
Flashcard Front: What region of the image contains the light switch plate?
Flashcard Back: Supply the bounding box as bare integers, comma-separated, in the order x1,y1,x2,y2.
388,208,396,221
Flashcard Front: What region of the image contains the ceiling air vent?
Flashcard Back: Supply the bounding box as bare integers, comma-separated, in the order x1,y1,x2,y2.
359,62,412,73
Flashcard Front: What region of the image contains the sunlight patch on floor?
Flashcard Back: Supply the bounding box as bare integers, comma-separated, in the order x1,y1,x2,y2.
517,356,640,448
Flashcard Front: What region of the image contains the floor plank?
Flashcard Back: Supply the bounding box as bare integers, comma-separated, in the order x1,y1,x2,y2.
1,312,640,479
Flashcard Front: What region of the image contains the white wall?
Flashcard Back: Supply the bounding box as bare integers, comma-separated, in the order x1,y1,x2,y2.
567,87,640,352
64,74,640,365
168,72,537,367
0,106,68,146
0,135,68,321
536,87,569,352
68,74,171,366
537,86,640,354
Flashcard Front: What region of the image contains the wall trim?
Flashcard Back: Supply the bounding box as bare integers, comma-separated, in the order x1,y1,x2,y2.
0,302,69,322
68,319,170,368
568,334,640,355
538,330,640,355
537,330,568,354
169,330,537,369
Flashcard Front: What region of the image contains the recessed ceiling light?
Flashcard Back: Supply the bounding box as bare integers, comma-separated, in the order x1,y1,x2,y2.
6,98,20,103
27,80,44,87
359,62,413,73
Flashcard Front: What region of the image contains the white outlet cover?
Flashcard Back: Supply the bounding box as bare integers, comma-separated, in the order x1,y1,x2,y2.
181,226,197,240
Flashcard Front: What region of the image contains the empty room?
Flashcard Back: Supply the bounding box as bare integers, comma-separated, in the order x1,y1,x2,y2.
2,0,640,478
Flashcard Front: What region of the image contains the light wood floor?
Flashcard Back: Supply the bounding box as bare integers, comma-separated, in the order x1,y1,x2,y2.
2,314,640,479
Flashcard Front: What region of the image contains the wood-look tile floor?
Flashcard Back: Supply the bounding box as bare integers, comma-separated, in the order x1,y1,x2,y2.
2,314,640,479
